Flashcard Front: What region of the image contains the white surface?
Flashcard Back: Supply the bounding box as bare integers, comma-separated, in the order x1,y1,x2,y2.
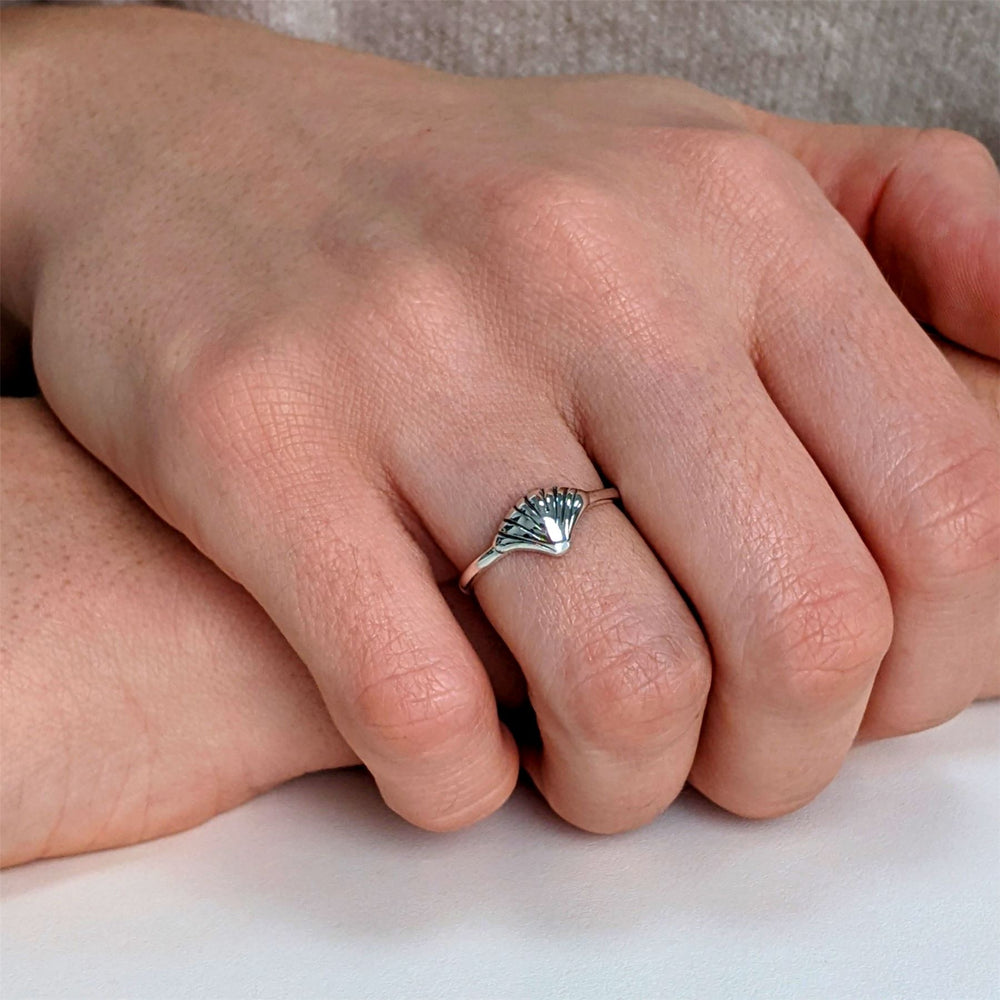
2,703,998,1000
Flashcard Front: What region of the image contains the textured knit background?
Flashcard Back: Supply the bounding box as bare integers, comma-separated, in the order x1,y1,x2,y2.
166,0,1000,156
5,1,998,155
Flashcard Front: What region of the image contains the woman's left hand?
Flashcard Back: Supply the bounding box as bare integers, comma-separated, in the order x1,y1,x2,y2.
2,332,995,865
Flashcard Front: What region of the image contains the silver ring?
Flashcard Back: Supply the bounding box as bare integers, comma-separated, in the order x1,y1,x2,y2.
459,486,620,593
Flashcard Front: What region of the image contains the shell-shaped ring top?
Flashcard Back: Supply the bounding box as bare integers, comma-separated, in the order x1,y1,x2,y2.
459,486,620,592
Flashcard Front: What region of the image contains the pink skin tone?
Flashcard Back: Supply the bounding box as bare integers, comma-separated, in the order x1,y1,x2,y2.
1,5,998,863
3,340,996,867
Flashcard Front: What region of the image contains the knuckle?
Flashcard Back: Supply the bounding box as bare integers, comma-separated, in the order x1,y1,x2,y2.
160,319,333,485
173,346,269,461
754,563,893,706
413,789,505,834
407,761,514,833
353,658,488,760
870,700,967,740
566,608,711,753
700,129,789,175
478,162,673,377
913,127,997,169
721,785,825,821
483,165,633,285
679,131,821,293
693,131,802,212
897,441,1000,585
360,253,464,340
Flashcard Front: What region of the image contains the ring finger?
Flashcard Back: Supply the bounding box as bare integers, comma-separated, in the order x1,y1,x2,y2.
388,397,712,834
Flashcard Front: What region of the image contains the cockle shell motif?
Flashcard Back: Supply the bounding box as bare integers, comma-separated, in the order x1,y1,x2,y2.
491,487,586,557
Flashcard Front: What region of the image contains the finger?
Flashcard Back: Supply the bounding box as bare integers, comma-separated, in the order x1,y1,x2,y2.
933,332,1000,420
747,199,1000,739
381,490,532,709
440,581,529,711
575,324,893,818
146,378,519,833
747,113,1000,358
389,401,711,835
929,335,1000,700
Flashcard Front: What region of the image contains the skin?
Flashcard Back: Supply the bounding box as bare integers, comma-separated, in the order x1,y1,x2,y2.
1,397,529,867
1,4,998,850
2,339,996,867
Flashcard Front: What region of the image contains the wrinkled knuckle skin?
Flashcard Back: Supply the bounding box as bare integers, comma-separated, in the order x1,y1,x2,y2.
412,792,502,835
483,166,634,290
353,658,489,762
676,131,818,291
698,130,789,176
690,131,802,211
150,322,339,506
566,610,711,755
171,349,268,468
896,442,1000,586
754,565,893,708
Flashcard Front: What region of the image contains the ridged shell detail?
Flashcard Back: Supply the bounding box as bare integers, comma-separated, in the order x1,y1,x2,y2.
492,487,585,557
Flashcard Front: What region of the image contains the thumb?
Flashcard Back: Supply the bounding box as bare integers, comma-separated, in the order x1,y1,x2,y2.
747,112,999,358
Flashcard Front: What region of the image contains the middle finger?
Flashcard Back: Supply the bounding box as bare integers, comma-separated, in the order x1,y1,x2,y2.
388,395,712,834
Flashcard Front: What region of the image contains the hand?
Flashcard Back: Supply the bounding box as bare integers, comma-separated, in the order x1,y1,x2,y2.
3,4,997,835
3,338,996,866
0,397,525,866
2,340,996,866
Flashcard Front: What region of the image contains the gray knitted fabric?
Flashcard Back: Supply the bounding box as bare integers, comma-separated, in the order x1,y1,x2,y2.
167,0,999,156
3,0,998,155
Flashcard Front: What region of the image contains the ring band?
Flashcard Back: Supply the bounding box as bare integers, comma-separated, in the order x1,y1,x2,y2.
459,486,620,593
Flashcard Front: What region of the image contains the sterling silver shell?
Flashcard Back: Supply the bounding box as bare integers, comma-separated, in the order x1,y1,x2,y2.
492,487,586,557
459,484,620,592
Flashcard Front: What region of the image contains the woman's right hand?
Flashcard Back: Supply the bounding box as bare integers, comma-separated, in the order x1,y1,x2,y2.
3,3,997,838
